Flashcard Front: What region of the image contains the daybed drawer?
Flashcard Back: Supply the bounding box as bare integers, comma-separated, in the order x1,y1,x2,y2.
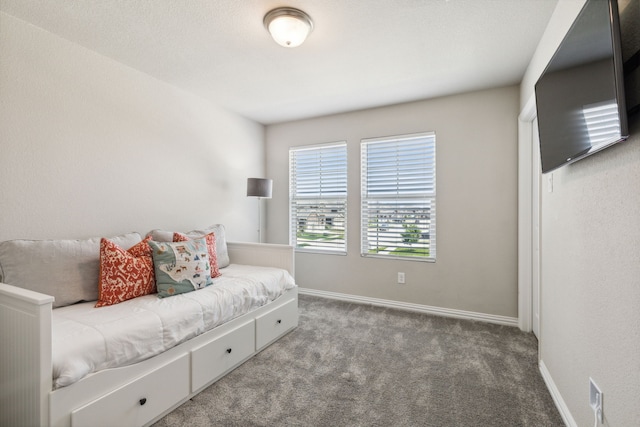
255,298,298,350
70,354,189,427
191,319,255,392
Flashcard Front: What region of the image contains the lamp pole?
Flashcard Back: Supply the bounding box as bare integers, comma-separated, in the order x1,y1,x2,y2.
246,178,273,243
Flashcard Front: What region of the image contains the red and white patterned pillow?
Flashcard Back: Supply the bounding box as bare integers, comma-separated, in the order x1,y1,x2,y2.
95,237,155,307
173,232,221,279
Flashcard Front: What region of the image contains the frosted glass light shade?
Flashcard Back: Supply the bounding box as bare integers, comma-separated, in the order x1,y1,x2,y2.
264,7,313,48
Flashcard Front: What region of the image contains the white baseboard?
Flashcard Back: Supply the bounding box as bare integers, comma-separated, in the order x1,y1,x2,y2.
298,288,519,327
539,360,576,427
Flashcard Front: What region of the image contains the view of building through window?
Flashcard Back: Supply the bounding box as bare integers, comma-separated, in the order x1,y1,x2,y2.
289,132,435,261
289,142,347,253
361,132,436,261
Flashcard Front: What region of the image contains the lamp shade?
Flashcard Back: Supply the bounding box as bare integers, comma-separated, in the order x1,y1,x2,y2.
246,178,273,198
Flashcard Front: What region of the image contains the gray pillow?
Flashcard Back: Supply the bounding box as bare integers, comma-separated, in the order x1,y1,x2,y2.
0,232,142,308
146,224,229,268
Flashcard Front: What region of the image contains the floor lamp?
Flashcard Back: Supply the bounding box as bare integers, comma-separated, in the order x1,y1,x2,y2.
246,178,273,243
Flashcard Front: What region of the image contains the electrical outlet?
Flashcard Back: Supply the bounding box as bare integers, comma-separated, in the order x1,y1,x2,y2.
397,272,405,284
590,378,603,424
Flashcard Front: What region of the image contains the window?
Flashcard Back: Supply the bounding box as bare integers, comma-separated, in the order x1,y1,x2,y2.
289,142,347,254
361,132,436,261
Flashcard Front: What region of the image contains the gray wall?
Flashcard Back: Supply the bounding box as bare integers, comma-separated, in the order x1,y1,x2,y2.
0,12,264,242
540,120,640,427
521,0,640,425
266,86,519,318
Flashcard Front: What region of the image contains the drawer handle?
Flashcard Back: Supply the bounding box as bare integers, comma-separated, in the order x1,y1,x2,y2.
276,319,282,324
226,348,232,354
139,398,147,406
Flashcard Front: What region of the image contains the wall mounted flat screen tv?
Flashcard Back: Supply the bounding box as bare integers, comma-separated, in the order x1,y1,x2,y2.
535,0,629,174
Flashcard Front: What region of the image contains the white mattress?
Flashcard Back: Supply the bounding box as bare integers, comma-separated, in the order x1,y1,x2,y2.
51,264,296,389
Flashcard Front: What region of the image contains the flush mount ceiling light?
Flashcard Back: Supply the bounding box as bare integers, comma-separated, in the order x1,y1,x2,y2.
263,7,313,48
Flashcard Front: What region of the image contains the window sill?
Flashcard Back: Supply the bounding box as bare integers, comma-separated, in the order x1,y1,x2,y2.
360,253,436,263
295,248,347,256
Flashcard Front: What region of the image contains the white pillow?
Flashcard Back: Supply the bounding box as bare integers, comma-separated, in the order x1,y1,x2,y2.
146,224,229,268
0,232,142,308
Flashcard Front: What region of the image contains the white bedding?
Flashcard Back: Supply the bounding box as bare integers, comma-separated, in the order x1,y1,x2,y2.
51,264,296,389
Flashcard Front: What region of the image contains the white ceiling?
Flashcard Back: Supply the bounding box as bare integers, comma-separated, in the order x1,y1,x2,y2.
1,0,558,124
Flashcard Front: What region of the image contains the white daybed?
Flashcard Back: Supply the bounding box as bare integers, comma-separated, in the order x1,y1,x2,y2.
0,228,298,427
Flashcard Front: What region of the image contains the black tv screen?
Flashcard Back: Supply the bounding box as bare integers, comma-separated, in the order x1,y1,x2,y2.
535,0,629,174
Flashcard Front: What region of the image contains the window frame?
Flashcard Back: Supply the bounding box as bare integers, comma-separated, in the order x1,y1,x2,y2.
289,141,348,255
360,132,436,262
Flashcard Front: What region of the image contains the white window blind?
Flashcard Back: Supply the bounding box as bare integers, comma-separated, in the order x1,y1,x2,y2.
361,132,436,261
289,142,347,254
